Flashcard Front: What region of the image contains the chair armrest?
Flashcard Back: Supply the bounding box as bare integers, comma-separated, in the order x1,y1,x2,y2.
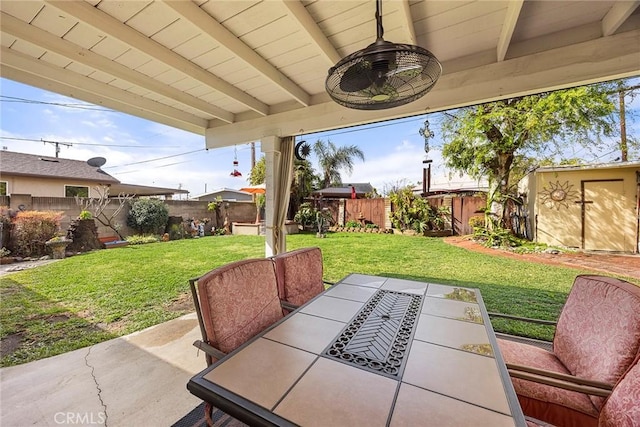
280,300,299,313
507,363,614,397
193,340,227,361
495,332,553,352
488,312,557,326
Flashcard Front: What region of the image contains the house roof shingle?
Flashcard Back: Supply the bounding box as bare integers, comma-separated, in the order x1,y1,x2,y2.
0,151,120,184
313,183,374,198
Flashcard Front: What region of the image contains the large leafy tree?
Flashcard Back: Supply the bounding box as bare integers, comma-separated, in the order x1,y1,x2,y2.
313,139,365,188
248,156,265,185
441,82,617,226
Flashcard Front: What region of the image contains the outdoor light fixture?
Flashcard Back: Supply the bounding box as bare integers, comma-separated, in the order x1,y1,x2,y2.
325,0,441,110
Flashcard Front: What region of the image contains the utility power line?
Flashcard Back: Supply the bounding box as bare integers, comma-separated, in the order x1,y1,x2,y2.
104,149,206,168
0,136,179,148
0,95,112,111
114,160,194,175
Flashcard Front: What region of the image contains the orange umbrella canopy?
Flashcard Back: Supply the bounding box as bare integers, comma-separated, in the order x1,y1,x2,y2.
239,184,266,194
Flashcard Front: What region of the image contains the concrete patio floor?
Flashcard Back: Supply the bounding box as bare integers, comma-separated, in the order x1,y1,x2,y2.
0,312,206,427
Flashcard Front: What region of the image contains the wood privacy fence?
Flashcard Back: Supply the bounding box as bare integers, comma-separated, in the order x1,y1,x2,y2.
315,198,389,229
426,194,486,235
319,195,485,234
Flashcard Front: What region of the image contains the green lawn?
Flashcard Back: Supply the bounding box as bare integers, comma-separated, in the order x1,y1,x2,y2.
1,233,636,367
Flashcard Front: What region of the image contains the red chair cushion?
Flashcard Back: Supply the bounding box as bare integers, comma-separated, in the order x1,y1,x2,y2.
498,338,598,426
599,360,640,427
553,275,640,409
273,247,325,307
198,258,283,355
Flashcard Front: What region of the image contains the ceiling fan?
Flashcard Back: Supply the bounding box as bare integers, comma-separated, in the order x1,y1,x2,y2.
325,0,442,110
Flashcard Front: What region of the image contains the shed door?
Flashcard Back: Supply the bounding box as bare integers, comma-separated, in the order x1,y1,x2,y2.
583,180,626,251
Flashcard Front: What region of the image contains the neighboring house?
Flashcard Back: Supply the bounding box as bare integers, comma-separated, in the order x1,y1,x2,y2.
110,183,188,198
0,150,187,199
190,188,253,202
520,161,640,253
413,177,489,196
313,183,374,199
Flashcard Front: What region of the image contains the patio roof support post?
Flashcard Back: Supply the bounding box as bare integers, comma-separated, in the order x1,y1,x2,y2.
261,135,295,257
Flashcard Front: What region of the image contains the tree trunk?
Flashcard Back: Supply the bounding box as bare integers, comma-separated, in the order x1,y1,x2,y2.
619,88,628,161
494,152,515,229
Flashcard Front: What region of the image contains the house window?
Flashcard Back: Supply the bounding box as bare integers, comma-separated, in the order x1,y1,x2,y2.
65,185,89,198
0,181,6,196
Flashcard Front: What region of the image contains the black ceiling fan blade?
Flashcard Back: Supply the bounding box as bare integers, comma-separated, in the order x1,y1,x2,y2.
339,62,373,93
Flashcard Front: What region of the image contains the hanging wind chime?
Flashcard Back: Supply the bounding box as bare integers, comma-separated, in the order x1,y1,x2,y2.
230,146,242,177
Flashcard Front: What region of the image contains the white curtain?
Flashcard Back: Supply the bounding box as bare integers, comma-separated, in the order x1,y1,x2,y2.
272,136,294,254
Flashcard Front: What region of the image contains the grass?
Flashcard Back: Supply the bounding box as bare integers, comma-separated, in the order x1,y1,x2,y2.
1,233,637,367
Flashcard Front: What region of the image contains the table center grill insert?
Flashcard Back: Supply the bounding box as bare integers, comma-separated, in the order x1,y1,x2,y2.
322,289,423,378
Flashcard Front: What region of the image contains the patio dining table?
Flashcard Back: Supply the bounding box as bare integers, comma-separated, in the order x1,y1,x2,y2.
187,273,526,426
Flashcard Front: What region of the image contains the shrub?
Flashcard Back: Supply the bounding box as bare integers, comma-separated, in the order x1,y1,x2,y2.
78,210,93,220
12,210,64,257
168,223,185,241
473,225,520,248
125,234,160,245
211,227,227,236
389,188,450,233
126,199,169,235
294,202,318,229
0,206,12,251
468,215,485,231
344,220,361,229
365,223,379,229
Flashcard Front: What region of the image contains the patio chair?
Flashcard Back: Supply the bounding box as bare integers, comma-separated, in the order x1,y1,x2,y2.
189,258,286,365
525,357,640,427
271,247,334,311
189,258,286,427
493,275,640,427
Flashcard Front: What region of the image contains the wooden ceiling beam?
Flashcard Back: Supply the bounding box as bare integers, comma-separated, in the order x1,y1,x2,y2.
205,28,640,147
602,1,640,36
0,48,208,134
280,0,342,66
164,0,310,107
45,0,269,116
0,12,235,124
397,0,417,45
497,0,524,62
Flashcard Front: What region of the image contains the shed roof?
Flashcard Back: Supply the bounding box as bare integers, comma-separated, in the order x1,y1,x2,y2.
313,183,374,198
190,188,252,199
535,161,640,173
110,183,188,197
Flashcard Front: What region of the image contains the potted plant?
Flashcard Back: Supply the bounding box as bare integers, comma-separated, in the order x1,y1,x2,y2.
45,235,72,259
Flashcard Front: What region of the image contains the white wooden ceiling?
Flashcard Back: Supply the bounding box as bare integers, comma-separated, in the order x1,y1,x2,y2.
1,0,639,149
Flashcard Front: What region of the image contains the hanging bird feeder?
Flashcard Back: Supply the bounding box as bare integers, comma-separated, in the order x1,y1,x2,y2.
230,146,242,177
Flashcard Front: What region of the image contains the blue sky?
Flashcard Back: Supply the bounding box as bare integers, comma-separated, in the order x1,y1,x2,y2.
1,77,637,198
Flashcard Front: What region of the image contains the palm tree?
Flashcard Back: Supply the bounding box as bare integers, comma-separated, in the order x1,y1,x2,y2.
313,139,365,189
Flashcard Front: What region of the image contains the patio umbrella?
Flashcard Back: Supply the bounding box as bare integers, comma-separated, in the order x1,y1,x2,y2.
239,183,266,194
